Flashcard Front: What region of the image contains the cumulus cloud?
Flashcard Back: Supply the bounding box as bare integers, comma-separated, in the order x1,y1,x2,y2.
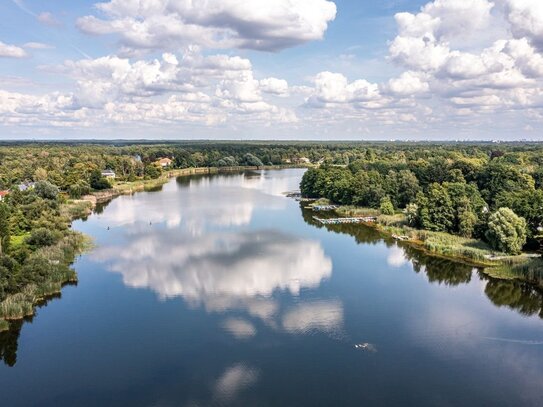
3,0,543,138
77,0,337,53
504,0,543,50
0,41,27,58
305,71,382,107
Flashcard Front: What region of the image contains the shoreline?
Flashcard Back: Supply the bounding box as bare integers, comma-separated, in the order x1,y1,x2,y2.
0,165,305,331
303,201,542,285
82,165,306,207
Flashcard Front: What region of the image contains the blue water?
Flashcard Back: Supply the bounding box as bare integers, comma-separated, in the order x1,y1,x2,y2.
1,169,542,406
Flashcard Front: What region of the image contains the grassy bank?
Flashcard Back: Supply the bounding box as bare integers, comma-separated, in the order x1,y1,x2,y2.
333,206,538,269
0,202,93,332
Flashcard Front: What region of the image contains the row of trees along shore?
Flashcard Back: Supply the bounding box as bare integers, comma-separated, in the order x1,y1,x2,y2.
301,148,543,257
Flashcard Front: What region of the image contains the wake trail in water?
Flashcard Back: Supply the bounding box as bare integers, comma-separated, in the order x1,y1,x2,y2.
483,337,543,345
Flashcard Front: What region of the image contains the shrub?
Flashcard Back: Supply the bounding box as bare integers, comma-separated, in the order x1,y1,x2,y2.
25,228,59,249
34,181,59,200
90,170,112,190
380,196,395,215
486,208,527,255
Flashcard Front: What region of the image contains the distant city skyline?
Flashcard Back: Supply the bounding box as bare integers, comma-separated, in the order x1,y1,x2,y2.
1,0,543,140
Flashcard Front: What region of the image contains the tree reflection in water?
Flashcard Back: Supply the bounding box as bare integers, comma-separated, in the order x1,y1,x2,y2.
0,320,22,367
300,205,543,320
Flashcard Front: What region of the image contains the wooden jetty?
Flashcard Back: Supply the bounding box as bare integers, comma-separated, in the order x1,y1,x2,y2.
313,216,377,225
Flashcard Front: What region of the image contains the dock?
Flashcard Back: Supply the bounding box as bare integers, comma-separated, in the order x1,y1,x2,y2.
313,216,377,225
311,205,339,211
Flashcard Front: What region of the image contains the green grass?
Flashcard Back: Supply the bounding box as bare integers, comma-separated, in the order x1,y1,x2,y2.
60,200,93,220
337,208,504,266
336,206,381,217
0,233,86,321
416,230,499,264
489,257,543,286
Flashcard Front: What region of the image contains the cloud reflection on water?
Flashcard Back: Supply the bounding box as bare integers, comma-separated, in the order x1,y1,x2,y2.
92,171,296,233
92,228,342,336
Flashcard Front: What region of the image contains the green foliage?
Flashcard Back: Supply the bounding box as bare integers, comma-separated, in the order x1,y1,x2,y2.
422,183,455,232
486,208,527,255
216,156,238,167
68,180,91,199
405,203,418,227
241,153,264,167
0,203,10,255
143,164,161,180
34,181,59,200
457,197,477,238
90,170,112,190
380,196,395,215
25,228,59,249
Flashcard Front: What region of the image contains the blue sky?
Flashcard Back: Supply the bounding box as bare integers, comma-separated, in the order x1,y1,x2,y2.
0,0,542,140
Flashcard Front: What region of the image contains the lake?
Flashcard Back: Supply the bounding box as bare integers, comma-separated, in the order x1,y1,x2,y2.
1,169,543,406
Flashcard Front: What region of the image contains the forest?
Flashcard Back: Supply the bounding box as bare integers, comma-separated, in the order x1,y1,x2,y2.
300,143,543,265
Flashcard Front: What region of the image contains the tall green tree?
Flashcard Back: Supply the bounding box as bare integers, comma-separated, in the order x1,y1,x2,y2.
486,208,527,255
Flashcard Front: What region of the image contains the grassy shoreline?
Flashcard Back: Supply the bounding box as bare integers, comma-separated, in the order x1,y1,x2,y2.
308,201,542,282
0,202,93,331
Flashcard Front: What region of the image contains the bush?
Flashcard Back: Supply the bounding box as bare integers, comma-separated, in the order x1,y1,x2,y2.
25,228,58,249
34,181,59,200
68,180,91,198
143,164,161,180
486,207,527,255
380,196,395,215
90,170,112,190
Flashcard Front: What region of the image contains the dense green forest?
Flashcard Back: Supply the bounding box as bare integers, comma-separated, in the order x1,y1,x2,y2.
300,143,543,259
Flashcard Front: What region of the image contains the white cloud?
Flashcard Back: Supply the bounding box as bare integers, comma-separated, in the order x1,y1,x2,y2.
306,72,382,106
504,0,543,50
386,71,430,96
77,0,337,53
259,78,289,96
3,0,543,139
0,41,27,58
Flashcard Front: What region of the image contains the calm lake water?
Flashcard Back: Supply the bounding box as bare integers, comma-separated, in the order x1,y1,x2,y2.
1,169,543,406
